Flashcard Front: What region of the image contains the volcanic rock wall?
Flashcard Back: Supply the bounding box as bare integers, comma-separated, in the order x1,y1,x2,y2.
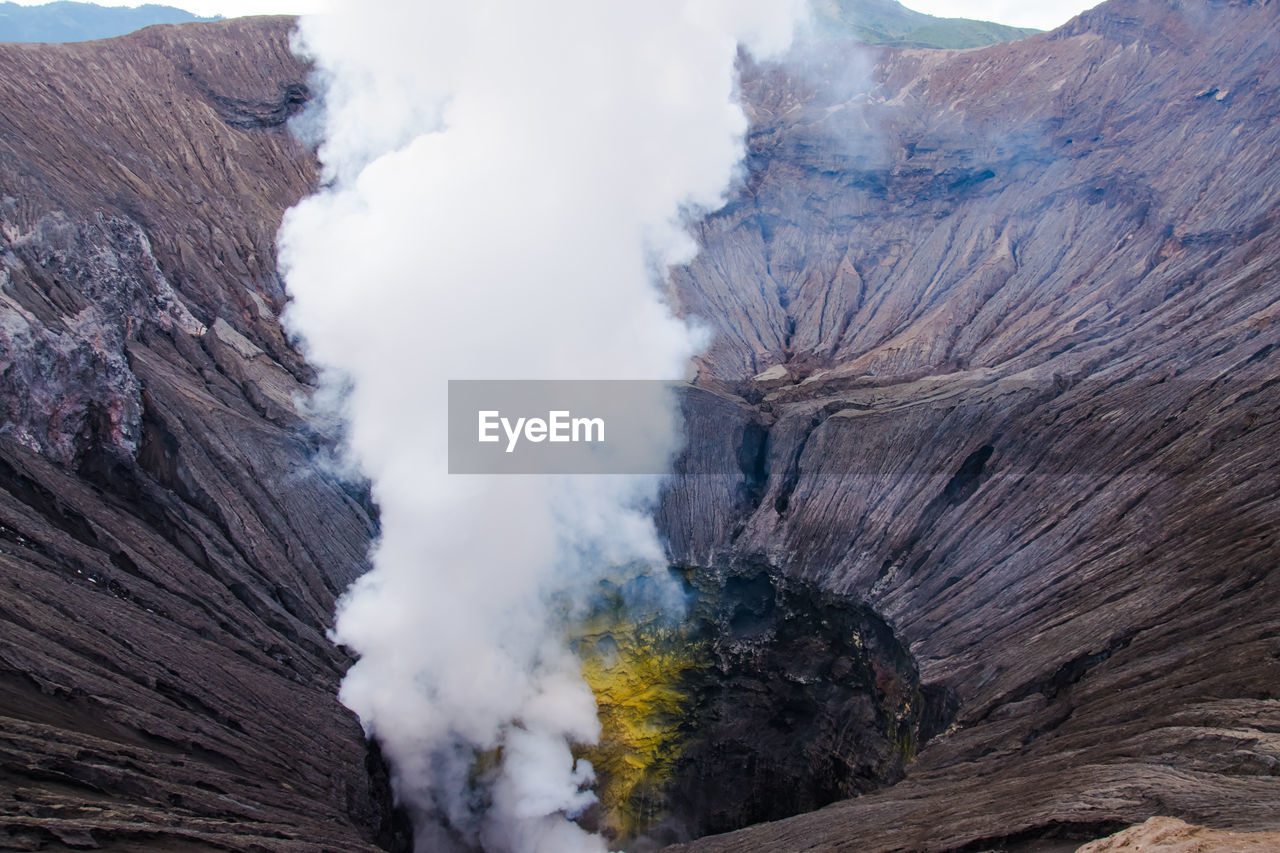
0,19,403,851
663,0,1280,849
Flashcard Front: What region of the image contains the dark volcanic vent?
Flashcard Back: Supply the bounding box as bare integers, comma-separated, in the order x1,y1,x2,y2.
572,569,955,848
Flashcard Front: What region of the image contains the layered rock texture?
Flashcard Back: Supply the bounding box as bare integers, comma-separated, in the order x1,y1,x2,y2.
0,18,403,852
663,0,1280,848
0,0,1278,851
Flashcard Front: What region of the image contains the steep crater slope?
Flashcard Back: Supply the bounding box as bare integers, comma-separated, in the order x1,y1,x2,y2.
0,18,405,852
662,0,1280,849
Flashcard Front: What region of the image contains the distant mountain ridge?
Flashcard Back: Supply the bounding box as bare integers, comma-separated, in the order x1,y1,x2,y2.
813,0,1041,47
0,1,213,43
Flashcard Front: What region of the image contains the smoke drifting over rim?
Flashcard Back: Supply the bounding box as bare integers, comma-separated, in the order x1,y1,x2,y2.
278,2,806,850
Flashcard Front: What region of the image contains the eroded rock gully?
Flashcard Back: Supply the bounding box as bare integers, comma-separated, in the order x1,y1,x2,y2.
1,0,1278,850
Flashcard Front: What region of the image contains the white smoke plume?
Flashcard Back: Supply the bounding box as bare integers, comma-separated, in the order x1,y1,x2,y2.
278,2,806,850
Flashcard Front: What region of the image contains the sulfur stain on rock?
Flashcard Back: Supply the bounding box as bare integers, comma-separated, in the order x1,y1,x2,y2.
570,568,953,848
573,596,707,842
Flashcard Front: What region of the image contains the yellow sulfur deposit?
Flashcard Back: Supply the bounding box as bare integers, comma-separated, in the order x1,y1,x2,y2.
570,599,708,841
553,570,933,844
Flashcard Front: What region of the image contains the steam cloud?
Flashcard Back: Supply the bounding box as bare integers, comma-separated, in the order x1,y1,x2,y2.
278,2,805,849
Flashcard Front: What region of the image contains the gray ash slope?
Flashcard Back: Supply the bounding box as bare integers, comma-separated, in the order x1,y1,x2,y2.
0,18,401,852
0,1,1278,851
665,0,1280,849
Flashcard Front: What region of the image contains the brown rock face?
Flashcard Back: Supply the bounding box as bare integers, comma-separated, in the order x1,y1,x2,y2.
0,18,405,852
663,0,1280,849
0,0,1277,851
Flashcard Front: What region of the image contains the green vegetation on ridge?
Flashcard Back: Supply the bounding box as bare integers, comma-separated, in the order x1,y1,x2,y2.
814,0,1041,48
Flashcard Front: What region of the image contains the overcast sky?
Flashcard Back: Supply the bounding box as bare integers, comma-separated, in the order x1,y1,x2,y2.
11,0,1100,32
900,1,1098,30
